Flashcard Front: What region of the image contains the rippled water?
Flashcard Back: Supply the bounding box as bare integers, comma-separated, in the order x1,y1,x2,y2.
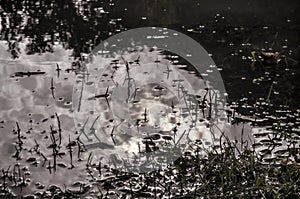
0,0,299,197
0,40,245,196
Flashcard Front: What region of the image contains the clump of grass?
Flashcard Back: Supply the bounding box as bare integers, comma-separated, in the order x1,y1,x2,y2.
170,137,299,198
66,130,299,198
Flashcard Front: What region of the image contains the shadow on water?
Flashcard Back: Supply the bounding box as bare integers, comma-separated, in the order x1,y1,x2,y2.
0,0,299,107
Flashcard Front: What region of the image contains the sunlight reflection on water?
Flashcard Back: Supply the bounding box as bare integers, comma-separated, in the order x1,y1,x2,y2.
0,39,281,196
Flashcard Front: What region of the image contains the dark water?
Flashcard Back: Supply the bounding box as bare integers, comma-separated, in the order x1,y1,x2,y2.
0,0,299,198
